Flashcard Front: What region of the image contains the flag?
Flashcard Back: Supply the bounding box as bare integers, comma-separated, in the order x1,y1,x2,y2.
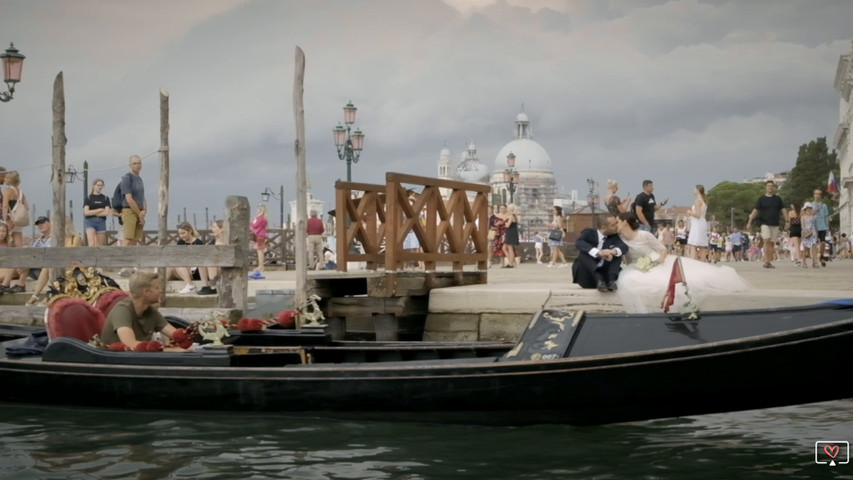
661,257,685,313
828,171,839,194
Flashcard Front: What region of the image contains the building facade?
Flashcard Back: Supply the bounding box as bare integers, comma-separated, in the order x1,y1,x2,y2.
833,43,853,235
437,111,563,237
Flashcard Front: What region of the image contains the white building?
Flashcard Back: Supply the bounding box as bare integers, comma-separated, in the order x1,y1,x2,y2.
438,110,565,235
833,43,853,235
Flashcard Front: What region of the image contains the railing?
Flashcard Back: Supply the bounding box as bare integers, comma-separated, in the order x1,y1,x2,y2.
0,196,252,311
335,173,491,273
105,228,296,267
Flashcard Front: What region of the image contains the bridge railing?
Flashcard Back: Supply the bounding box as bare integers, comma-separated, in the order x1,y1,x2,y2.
334,173,491,274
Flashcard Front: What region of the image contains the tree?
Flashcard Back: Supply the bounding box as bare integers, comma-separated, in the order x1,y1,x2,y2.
707,181,765,230
778,137,838,206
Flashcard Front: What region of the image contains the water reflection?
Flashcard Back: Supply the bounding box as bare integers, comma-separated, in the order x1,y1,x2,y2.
0,400,850,479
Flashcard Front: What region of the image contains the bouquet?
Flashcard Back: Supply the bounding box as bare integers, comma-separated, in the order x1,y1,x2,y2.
634,256,655,272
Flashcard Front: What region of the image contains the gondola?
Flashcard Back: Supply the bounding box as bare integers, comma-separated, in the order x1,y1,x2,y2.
0,297,850,426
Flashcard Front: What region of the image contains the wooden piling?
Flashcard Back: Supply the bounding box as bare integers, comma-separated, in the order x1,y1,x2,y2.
158,88,170,304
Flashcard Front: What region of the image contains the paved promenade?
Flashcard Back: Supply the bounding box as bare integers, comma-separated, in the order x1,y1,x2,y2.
236,256,850,314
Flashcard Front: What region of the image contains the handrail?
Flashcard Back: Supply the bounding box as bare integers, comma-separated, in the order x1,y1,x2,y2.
334,173,490,275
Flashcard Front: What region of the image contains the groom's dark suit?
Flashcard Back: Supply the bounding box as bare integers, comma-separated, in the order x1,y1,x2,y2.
572,227,629,289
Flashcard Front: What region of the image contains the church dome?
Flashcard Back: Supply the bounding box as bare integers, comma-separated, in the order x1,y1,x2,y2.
516,112,529,123
494,139,552,172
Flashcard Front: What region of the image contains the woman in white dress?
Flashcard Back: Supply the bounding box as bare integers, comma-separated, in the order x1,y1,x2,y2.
615,212,751,314
686,184,709,262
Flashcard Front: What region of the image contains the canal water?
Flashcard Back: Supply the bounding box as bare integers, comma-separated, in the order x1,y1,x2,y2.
0,400,850,479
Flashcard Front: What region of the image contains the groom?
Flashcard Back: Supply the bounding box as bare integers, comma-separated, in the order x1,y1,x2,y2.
572,215,628,292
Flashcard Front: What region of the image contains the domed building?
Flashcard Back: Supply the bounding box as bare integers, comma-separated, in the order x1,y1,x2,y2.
489,111,558,231
437,110,562,235
437,141,491,200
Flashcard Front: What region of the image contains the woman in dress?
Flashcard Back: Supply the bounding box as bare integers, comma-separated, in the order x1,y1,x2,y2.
615,212,750,313
604,180,630,216
249,205,269,279
488,205,506,268
547,206,568,268
83,178,111,247
686,184,709,262
501,204,519,267
800,203,819,268
787,203,802,265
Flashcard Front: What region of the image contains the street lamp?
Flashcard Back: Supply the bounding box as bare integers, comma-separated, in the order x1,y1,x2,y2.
502,152,520,204
586,178,599,217
332,101,365,182
0,43,25,103
730,207,735,230
64,165,80,184
260,185,284,228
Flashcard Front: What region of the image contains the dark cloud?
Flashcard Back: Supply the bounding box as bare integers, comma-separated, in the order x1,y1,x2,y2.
0,0,850,227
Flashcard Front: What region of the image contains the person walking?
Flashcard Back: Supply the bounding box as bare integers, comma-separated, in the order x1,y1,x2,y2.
83,178,111,247
533,232,544,264
810,189,830,267
787,203,803,265
745,180,787,269
547,205,568,268
307,210,325,270
249,204,268,279
801,203,819,267
633,180,668,234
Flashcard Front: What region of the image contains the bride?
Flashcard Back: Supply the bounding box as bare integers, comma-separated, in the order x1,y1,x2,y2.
615,212,751,313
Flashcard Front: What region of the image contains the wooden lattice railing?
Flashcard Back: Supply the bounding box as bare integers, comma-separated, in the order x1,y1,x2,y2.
335,173,490,273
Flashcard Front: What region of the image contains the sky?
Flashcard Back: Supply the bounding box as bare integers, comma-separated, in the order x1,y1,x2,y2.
1,0,850,229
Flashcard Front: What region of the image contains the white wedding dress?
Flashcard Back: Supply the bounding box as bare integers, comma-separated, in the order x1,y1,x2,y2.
616,230,751,313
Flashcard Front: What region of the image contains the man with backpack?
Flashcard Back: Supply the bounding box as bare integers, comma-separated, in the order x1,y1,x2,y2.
118,155,147,247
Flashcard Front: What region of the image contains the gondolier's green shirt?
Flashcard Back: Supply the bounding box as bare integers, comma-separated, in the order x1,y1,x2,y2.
100,297,168,344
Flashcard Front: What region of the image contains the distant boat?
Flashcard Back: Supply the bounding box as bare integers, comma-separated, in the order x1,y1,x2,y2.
0,300,851,426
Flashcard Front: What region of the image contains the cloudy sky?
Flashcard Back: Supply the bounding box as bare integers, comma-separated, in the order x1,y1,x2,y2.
1,0,850,228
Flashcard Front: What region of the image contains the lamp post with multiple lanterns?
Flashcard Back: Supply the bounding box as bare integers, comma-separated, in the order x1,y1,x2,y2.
503,152,520,205
0,43,24,102
586,178,599,218
332,101,365,182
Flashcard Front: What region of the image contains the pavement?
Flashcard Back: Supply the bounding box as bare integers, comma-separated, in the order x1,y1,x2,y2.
1,256,849,317
202,256,851,315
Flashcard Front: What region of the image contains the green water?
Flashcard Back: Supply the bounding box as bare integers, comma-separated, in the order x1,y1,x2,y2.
0,400,850,479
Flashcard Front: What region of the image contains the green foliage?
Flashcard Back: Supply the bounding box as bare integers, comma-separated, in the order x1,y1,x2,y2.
778,137,838,205
707,181,765,230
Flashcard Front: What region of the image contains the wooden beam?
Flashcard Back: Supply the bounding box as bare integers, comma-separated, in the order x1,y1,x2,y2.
0,245,239,269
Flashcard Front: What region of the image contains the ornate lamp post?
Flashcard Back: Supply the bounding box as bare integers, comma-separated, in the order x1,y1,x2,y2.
586,178,599,217
502,152,520,204
260,185,284,228
332,101,365,182
0,43,25,103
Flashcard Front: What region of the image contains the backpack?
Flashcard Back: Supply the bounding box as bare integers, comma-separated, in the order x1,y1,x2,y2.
111,177,126,215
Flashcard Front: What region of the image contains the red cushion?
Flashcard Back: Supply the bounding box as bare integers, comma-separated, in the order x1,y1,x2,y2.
95,290,130,318
47,298,106,342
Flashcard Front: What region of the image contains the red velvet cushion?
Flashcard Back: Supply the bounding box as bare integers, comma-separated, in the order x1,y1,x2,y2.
95,290,130,318
47,298,106,342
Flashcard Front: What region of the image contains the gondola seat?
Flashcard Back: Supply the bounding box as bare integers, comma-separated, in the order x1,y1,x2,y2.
95,290,130,317
47,298,106,342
